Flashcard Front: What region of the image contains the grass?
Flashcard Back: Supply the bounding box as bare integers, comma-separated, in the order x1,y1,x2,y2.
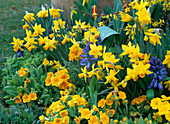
0,0,51,64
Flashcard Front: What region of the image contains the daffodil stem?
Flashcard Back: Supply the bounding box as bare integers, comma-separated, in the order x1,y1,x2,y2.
126,104,129,118
115,102,118,114
45,66,47,74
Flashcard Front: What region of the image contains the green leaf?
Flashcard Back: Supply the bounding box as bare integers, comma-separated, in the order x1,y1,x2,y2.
28,114,32,124
5,99,15,105
146,89,154,101
4,86,18,96
37,66,43,80
139,116,144,124
108,47,119,54
104,5,112,15
74,1,90,14
90,76,97,89
98,26,119,41
113,0,122,12
67,108,77,117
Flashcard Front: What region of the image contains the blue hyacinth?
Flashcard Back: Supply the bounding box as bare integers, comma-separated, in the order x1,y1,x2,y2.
147,56,168,90
17,46,24,57
80,42,98,70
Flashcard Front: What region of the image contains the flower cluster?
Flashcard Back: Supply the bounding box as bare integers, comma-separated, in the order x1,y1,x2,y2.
150,95,170,123
148,56,168,89
15,92,37,104
131,95,148,105
18,67,29,77
39,91,128,124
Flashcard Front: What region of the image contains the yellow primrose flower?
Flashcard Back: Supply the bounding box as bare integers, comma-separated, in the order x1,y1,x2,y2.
152,112,163,123
43,58,49,66
163,50,170,68
15,96,22,104
150,98,161,110
74,117,80,124
106,109,115,117
29,92,37,101
22,94,30,103
88,115,98,124
59,110,68,118
98,99,106,108
100,112,110,124
39,115,45,123
80,108,92,119
53,118,63,124
45,72,54,86
118,91,126,100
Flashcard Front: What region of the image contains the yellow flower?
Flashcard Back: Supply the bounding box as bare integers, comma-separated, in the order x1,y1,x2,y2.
93,105,99,112
45,72,54,86
89,43,102,58
15,96,22,104
100,112,109,124
43,58,49,66
98,99,106,108
163,50,170,68
150,98,161,110
43,37,58,51
105,69,119,84
33,23,45,36
80,108,92,119
37,9,48,18
144,32,162,46
44,121,52,124
88,115,98,124
10,37,24,52
122,117,127,122
106,109,115,117
53,118,63,124
158,102,170,115
22,94,30,103
59,110,68,118
18,67,29,77
49,9,64,19
29,92,37,101
78,66,88,83
152,112,163,123
106,98,113,106
63,116,69,124
121,13,132,22
50,60,54,65
83,0,88,6
39,115,45,123
164,80,170,91
74,117,80,124
23,11,35,22
118,91,126,100
165,112,170,122
136,8,151,25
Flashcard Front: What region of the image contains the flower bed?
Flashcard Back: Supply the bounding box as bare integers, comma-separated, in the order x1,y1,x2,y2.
1,0,170,123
